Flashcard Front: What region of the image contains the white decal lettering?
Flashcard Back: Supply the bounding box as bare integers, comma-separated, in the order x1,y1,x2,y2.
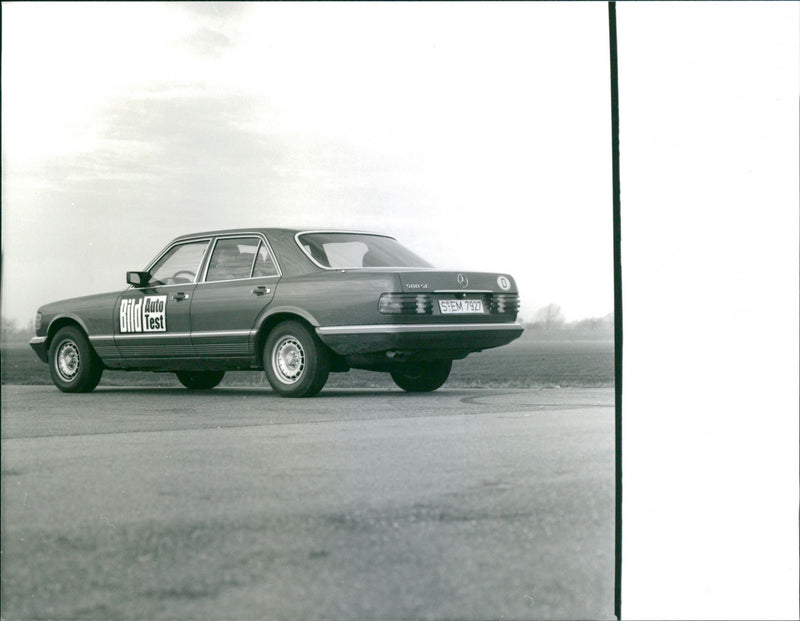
120,299,129,332
119,295,167,333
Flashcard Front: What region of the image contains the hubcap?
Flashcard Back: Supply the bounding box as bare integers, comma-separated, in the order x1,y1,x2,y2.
56,340,80,381
273,336,305,384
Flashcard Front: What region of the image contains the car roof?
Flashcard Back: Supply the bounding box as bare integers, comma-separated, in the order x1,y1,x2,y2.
170,228,394,242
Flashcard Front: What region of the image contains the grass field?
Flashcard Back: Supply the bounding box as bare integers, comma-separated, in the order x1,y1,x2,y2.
1,335,614,390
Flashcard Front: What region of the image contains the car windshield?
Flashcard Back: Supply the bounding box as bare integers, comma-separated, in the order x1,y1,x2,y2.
297,233,433,269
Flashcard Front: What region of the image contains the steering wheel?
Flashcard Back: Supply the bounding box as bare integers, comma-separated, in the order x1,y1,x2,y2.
171,270,196,284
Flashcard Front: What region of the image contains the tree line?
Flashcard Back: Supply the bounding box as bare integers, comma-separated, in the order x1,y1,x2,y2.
525,304,613,333
1,318,36,344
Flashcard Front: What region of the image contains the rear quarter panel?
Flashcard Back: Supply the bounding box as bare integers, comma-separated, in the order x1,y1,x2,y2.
267,271,401,327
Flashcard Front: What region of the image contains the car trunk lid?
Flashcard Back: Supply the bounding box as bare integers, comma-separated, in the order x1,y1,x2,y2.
397,271,517,294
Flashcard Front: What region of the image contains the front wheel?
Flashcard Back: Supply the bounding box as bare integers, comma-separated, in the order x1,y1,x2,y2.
390,360,452,393
48,326,104,393
176,370,225,390
264,321,331,397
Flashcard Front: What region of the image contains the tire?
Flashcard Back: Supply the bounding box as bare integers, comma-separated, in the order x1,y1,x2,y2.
390,360,452,393
264,321,330,398
48,326,104,393
176,370,225,390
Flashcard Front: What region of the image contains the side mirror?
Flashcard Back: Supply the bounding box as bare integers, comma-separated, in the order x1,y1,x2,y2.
126,271,150,287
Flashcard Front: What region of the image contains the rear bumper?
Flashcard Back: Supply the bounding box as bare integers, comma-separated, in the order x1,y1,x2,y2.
29,336,48,362
316,321,524,356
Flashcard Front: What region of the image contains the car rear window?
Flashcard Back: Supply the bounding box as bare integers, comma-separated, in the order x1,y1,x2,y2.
297,233,433,269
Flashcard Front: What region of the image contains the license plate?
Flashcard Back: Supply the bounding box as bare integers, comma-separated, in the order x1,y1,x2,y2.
438,299,485,314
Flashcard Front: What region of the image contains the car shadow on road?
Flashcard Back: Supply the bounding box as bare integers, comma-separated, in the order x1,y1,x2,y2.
91,386,492,399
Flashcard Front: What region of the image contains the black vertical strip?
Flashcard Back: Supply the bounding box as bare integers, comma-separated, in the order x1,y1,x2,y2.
608,2,623,620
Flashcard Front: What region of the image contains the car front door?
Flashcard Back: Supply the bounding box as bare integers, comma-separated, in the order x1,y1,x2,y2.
114,239,210,365
189,235,280,361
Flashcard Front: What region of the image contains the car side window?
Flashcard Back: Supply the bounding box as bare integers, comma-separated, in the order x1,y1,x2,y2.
252,242,279,277
148,241,209,286
206,237,261,282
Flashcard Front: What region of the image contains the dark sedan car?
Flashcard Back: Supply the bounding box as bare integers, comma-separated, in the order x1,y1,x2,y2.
30,228,523,397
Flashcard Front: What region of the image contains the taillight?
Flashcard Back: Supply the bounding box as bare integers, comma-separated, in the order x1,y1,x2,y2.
379,293,434,315
487,293,520,314
35,312,42,332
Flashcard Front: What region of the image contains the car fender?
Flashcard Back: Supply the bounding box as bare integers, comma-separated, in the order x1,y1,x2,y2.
46,312,93,341
251,305,322,356
258,304,321,328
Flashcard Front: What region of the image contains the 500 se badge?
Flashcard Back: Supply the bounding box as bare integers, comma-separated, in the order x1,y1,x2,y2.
120,296,167,333
29,228,523,396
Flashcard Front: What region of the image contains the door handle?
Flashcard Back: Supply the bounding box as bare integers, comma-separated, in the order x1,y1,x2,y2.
251,286,271,296
171,292,189,301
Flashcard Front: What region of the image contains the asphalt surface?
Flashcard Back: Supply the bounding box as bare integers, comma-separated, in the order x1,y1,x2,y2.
1,385,615,620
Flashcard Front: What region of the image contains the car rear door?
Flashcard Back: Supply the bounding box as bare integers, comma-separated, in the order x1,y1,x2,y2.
114,239,210,364
189,235,280,360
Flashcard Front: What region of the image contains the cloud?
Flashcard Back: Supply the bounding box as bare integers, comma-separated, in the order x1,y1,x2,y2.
183,26,234,58
15,81,416,228
27,90,272,179
178,2,250,21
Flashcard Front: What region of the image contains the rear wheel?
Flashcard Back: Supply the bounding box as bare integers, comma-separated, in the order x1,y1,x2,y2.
175,370,225,390
390,360,452,393
264,321,330,397
48,326,103,393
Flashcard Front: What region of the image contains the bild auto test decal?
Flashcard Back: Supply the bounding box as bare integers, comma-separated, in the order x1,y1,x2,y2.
120,295,167,333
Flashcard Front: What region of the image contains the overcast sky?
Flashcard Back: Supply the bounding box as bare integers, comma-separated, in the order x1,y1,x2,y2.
2,2,613,326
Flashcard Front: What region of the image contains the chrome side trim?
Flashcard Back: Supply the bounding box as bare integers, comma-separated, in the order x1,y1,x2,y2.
189,330,255,338
115,332,192,340
105,330,256,340
316,322,524,335
89,335,115,342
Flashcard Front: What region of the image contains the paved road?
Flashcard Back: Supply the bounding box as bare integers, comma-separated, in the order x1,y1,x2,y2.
1,386,615,620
